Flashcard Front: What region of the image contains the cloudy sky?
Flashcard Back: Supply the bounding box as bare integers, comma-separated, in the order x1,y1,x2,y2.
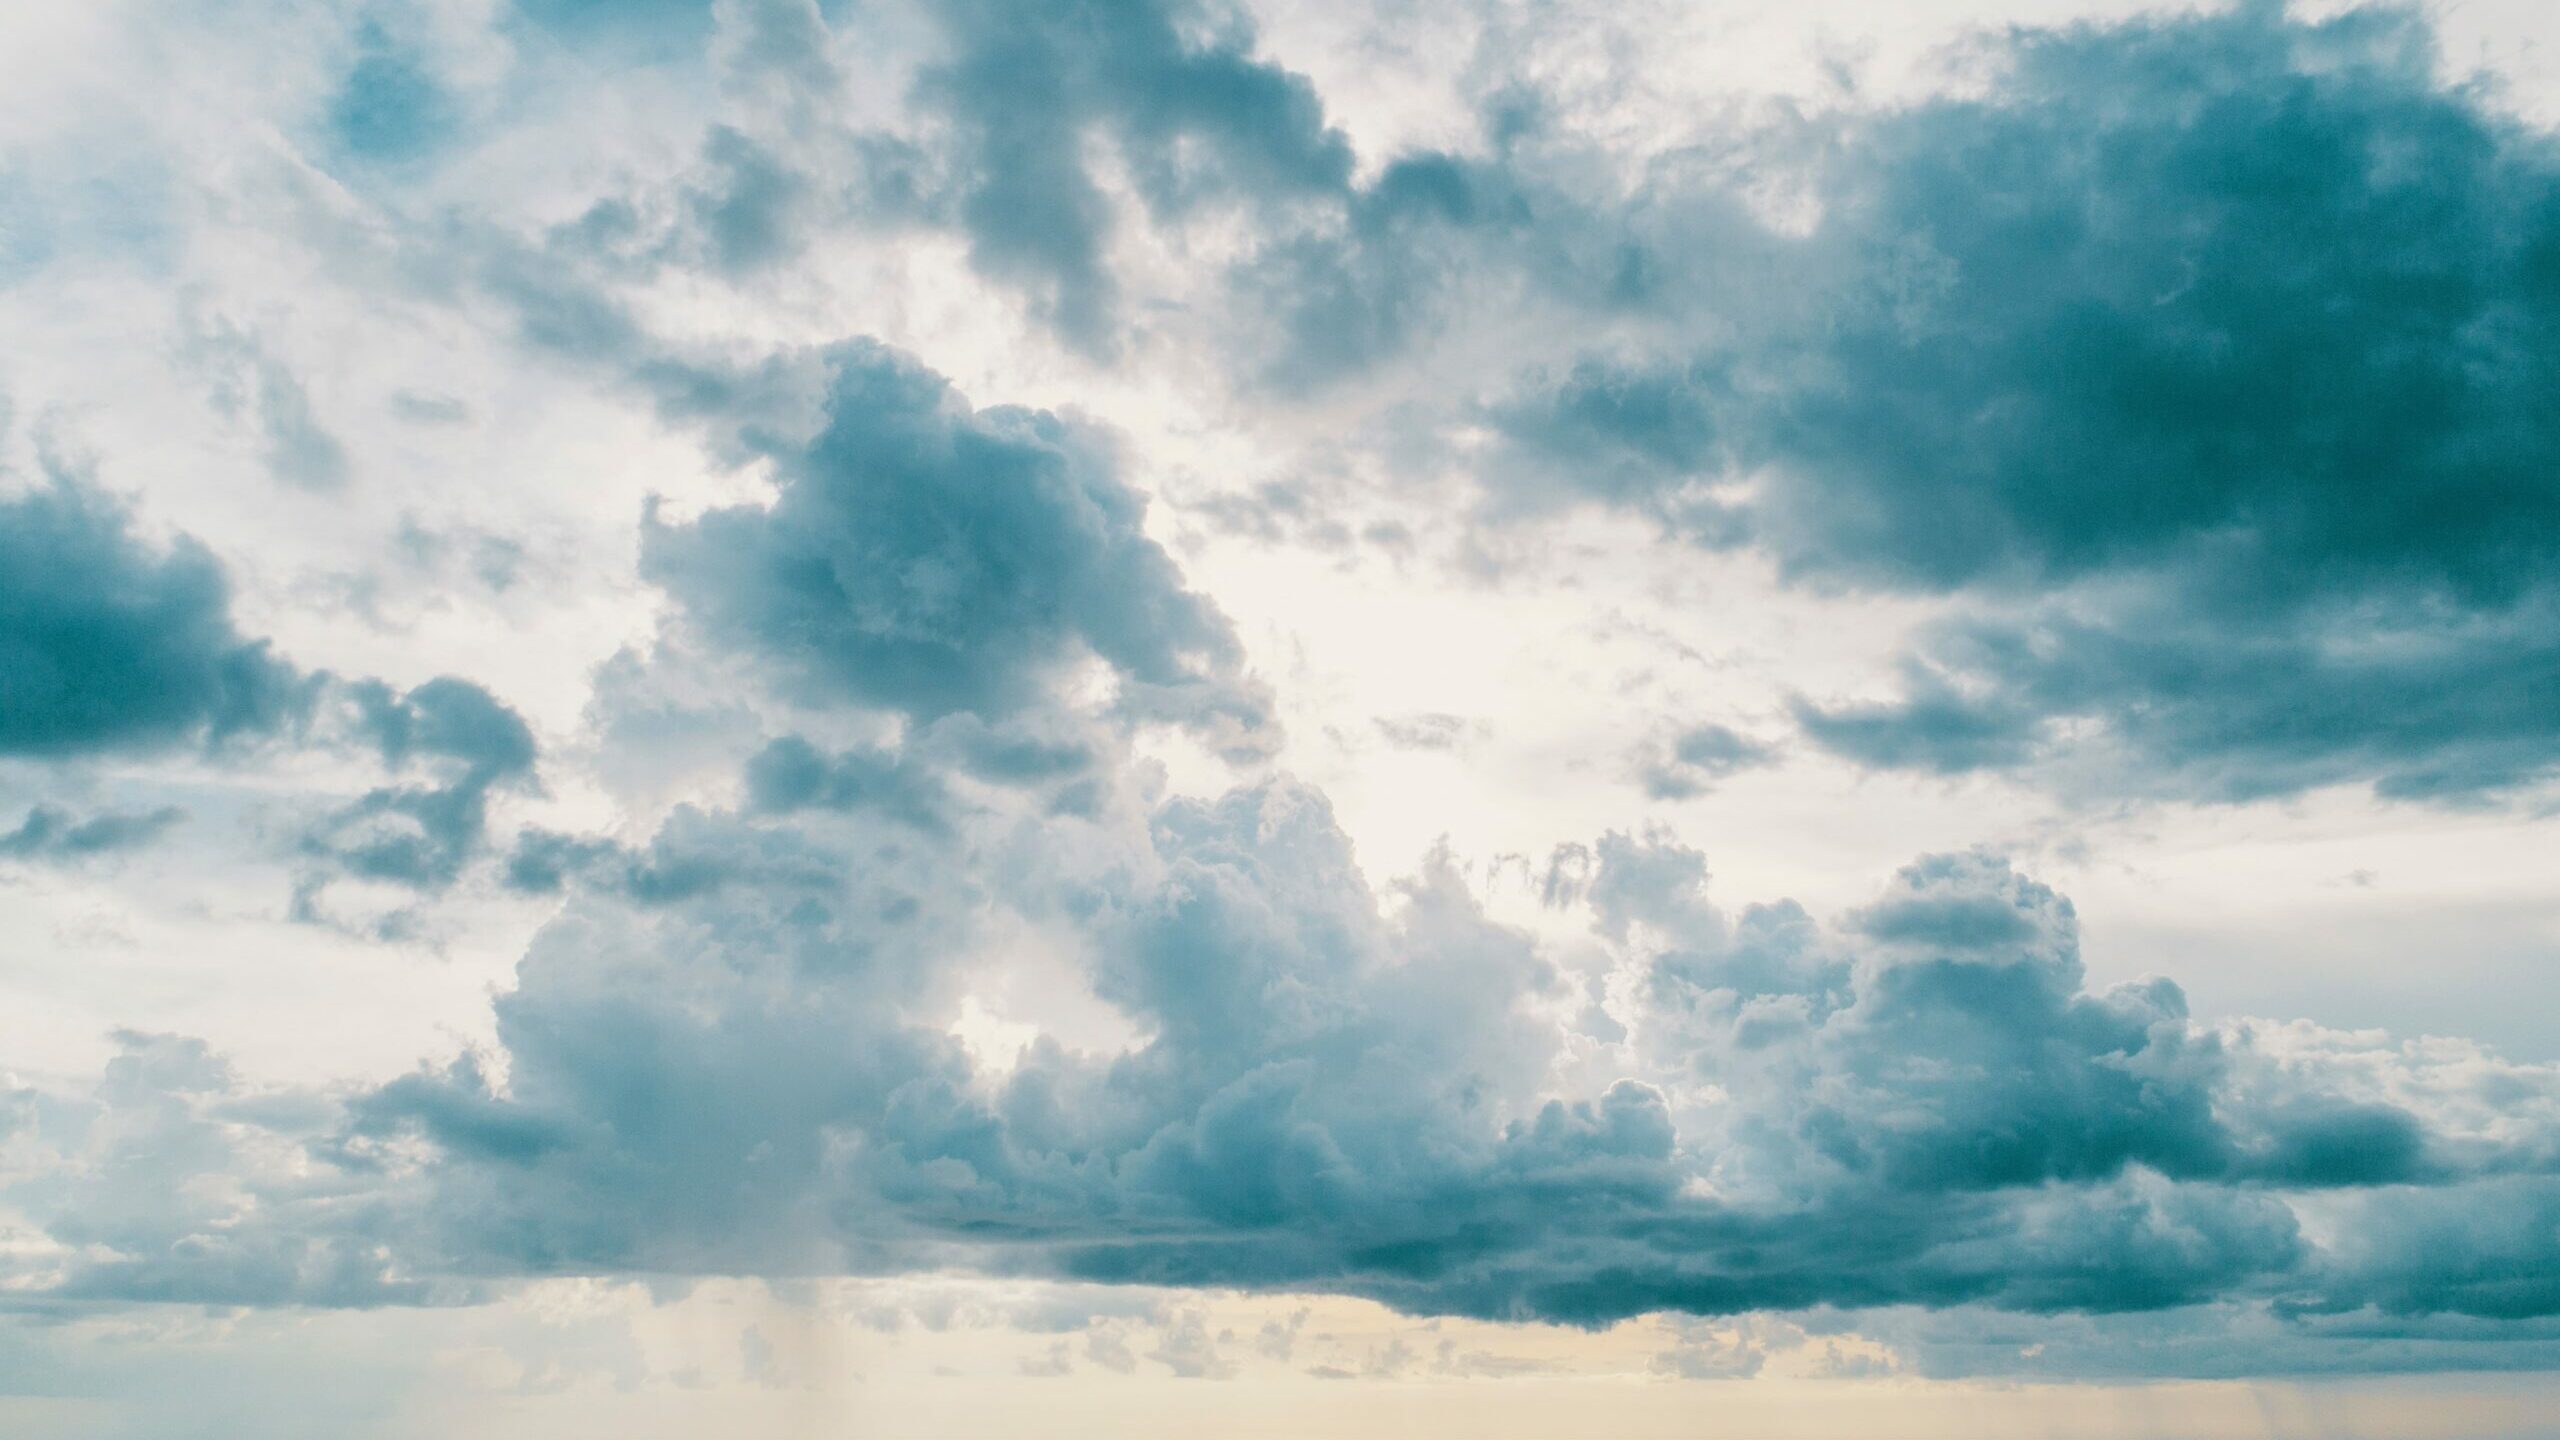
7,0,2560,1434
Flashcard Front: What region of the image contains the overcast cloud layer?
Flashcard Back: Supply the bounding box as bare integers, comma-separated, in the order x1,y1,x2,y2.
6,0,2560,1433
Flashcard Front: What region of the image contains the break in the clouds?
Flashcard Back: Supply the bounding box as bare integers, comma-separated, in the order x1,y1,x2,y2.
5,0,2560,1433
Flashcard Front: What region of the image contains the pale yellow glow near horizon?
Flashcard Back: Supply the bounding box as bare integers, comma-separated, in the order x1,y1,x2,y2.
3,1277,2519,1440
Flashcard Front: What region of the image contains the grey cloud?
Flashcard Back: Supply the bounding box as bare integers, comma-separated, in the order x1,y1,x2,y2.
0,472,314,759
1637,722,1778,799
388,389,469,425
245,762,2560,1361
0,450,542,904
0,803,186,863
301,677,540,891
1793,594,2560,803
20,636,2560,1372
13,5,2560,1384
1147,1308,1237,1378
4,1031,441,1310
743,734,950,833
183,315,353,491
1788,667,2043,778
1454,5,2560,804
922,0,1354,350
1650,1318,1767,1380
641,341,1270,745
254,352,353,492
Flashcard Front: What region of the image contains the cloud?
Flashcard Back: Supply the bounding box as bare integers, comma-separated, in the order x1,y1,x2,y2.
0,803,185,864
239,763,2560,1361
17,355,2560,1369
326,19,459,166
301,677,541,891
1786,667,2042,777
640,340,1271,748
920,0,1353,350
0,446,540,902
1650,1317,1767,1380
1373,712,1472,752
182,313,353,492
675,126,815,276
3,1031,438,1309
1791,593,2560,802
0,472,314,759
1147,1308,1238,1378
1467,4,2560,804
8,0,2560,1395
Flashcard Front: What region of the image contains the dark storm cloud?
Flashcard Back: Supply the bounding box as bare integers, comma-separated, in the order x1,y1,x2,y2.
15,0,2560,1386
22,273,2543,1358
680,126,813,276
1465,3,2560,803
1786,666,2044,778
1794,595,2560,801
18,389,2560,1374
1486,4,2560,597
1731,5,2560,604
0,474,313,758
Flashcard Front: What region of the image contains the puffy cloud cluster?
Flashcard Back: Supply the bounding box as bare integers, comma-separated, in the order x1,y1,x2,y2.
0,469,312,759
1468,4,2560,802
922,0,1354,349
642,341,1269,746
1,1031,434,1309
8,0,2560,1398
699,0,2560,809
30,740,2560,1366
15,315,2549,1367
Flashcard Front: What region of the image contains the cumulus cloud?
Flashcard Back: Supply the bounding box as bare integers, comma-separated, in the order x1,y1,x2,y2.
300,676,541,891
641,340,1272,750
15,292,2555,1377
0,472,313,758
1,1031,437,1308
1460,4,2560,804
8,0,2560,1405
0,443,538,902
921,0,1353,349
56,742,2560,1365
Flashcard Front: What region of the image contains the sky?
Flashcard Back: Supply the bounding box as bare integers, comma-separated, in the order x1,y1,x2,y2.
5,0,2560,1435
